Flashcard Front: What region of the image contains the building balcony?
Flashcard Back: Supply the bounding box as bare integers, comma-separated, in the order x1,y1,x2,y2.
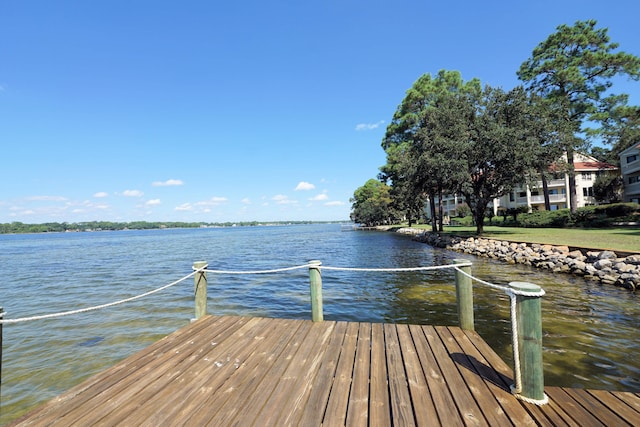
529,194,566,203
546,179,567,187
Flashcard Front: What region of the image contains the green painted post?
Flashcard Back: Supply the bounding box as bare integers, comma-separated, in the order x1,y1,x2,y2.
509,281,545,402
193,261,208,320
308,260,323,322
454,259,474,331
1,306,3,389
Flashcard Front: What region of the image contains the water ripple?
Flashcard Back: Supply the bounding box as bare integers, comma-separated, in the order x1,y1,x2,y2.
0,225,638,424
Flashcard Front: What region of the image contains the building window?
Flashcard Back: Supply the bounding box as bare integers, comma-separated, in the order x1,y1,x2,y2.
627,155,638,163
582,187,594,197
630,176,640,184
509,193,515,202
582,172,592,180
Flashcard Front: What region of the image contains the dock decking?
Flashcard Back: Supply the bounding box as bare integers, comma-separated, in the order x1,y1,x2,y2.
9,315,640,426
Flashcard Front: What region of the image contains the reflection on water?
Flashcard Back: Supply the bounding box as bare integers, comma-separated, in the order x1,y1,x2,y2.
0,225,638,424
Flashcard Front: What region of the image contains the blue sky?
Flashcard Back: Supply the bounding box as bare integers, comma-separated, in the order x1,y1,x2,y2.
1,1,639,223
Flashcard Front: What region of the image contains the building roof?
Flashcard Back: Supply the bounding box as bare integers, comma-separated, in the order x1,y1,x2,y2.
619,142,640,156
549,152,618,172
574,161,617,171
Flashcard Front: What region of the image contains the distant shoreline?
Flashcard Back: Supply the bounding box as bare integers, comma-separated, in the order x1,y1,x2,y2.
0,220,349,235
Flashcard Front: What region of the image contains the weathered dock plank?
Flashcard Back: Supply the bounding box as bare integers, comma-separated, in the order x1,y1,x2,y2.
396,324,438,426
8,315,640,426
409,324,465,426
323,321,358,426
345,322,371,426
369,322,391,425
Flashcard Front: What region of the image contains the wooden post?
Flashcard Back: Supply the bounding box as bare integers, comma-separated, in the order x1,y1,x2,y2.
308,260,323,322
193,261,208,320
509,281,545,402
454,259,474,331
1,306,3,390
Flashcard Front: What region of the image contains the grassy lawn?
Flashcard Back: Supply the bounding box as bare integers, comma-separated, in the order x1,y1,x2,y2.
410,224,640,253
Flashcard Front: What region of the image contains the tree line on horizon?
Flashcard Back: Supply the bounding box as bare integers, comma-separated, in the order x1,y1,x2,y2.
350,20,640,233
0,220,341,234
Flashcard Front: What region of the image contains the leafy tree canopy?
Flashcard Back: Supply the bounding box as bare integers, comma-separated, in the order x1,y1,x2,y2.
350,179,397,227
517,19,640,211
381,70,480,230
517,19,640,125
457,86,542,234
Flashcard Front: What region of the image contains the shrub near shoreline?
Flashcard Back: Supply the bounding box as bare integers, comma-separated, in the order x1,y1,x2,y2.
506,203,640,228
445,203,639,228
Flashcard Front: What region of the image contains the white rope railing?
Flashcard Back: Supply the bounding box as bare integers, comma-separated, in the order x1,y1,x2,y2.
454,266,548,405
204,262,546,404
3,263,464,324
0,262,475,324
0,269,201,325
453,267,546,297
1,260,546,404
203,264,313,275
320,263,472,272
202,262,473,274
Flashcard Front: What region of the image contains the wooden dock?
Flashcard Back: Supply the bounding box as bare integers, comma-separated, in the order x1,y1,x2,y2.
8,315,640,426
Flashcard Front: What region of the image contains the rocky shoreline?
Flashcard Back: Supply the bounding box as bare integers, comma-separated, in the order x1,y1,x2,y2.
385,227,640,291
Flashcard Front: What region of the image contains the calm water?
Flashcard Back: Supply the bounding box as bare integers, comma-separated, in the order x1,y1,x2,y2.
0,224,638,424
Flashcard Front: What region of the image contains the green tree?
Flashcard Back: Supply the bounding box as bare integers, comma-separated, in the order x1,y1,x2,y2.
593,172,623,203
590,146,618,166
591,98,640,161
459,86,540,234
524,94,569,210
350,179,397,226
378,143,425,226
518,19,640,213
381,70,480,231
412,85,476,231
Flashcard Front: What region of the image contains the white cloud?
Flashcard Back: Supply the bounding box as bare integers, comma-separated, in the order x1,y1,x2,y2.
175,203,193,211
295,181,315,191
123,190,144,197
325,201,345,206
146,199,161,206
309,193,329,201
152,179,184,187
93,192,109,198
355,120,385,131
241,198,251,205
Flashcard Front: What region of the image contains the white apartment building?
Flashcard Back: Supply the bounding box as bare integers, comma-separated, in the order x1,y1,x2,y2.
620,143,640,204
500,152,617,212
427,152,617,219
